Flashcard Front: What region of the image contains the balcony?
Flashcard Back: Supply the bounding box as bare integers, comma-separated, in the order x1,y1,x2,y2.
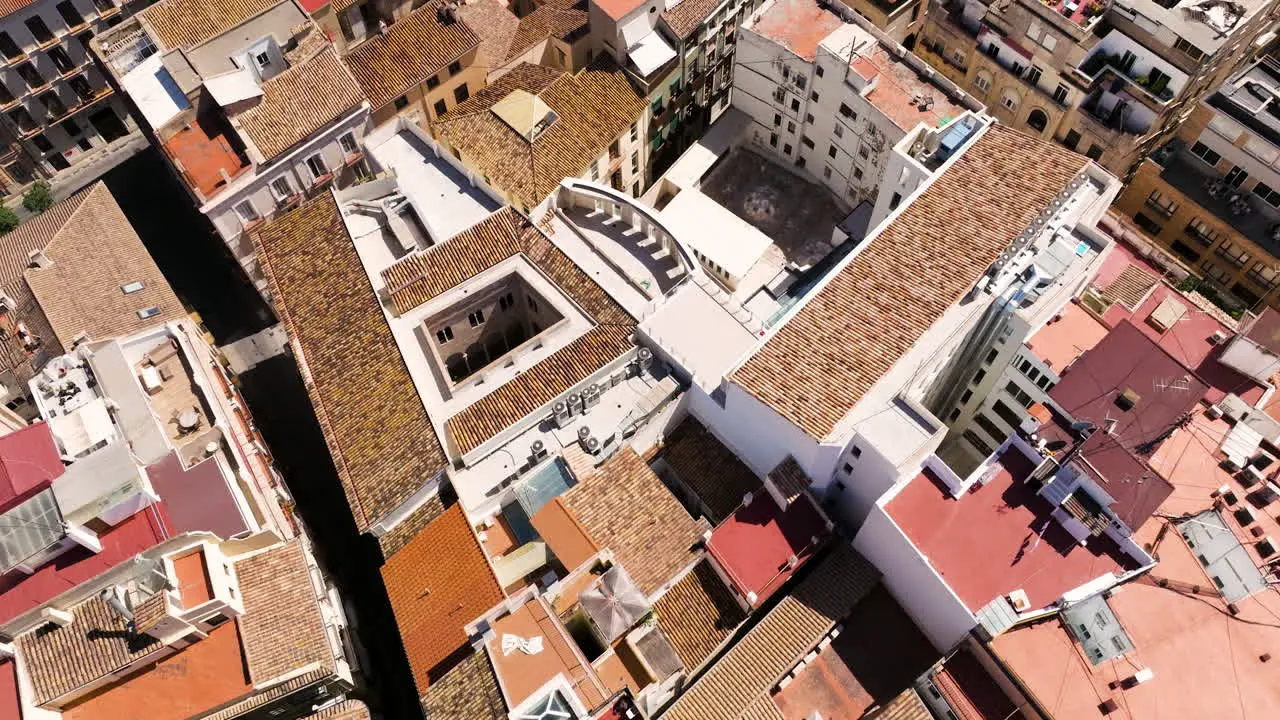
1157,148,1280,257
1075,49,1179,110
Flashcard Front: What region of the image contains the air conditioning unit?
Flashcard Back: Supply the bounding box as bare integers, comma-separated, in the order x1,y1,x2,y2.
1007,589,1031,612
1206,404,1224,420
637,347,653,370
577,425,591,443
584,436,600,454
582,383,601,409
553,401,572,428
530,440,547,462
1208,330,1228,345
567,393,584,413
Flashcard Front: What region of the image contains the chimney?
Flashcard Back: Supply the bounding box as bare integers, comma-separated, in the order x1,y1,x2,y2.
27,248,51,268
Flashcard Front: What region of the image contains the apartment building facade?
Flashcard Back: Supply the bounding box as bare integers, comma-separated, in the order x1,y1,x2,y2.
915,0,1280,178
733,0,981,212
1114,56,1280,312
0,0,138,196
94,0,371,297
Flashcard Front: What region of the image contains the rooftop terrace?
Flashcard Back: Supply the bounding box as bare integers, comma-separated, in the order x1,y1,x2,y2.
708,491,829,607
162,112,250,200
1025,300,1109,373
888,445,1140,612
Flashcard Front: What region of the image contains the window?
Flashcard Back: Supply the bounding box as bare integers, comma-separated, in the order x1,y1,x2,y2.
305,153,329,181
790,98,800,111
269,176,293,201
985,348,999,365
234,200,260,225
426,75,440,90
468,310,485,327
436,326,454,344
454,84,469,103
434,99,448,116
805,113,813,124
843,463,853,473
773,113,781,127
1174,36,1204,61
852,166,863,180
851,444,861,458
448,60,463,76
556,47,566,65
1002,383,1032,409
630,122,637,142
972,368,986,385
394,95,410,110
253,51,271,71
1063,129,1081,150
1000,91,1019,111
984,43,999,59
1255,182,1280,207
1085,143,1103,160
787,120,795,133
1025,66,1042,86
24,17,53,44
949,408,961,421
1185,218,1220,246
1146,189,1178,217
769,132,778,147
963,430,994,457
801,135,814,149
590,161,599,180
974,72,991,94
137,306,161,319
858,145,869,160
1189,141,1221,166
838,103,855,119
833,123,843,138
889,192,901,210
16,63,44,90
974,413,1005,443
960,389,973,404
783,143,793,155
32,134,52,152
0,32,21,60
1053,84,1069,104
823,165,831,179
339,132,359,156
498,292,515,310
795,75,806,90
810,91,819,102
48,46,73,74
827,144,837,158
528,295,538,311
121,281,144,294
630,151,638,172
1133,212,1163,235
816,65,824,78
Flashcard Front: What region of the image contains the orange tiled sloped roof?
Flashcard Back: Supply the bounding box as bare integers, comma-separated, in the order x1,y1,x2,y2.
235,540,335,684
252,193,447,532
25,182,185,349
343,2,479,110
456,0,519,71
730,124,1088,440
419,650,506,719
381,207,636,455
382,504,504,694
662,544,880,720
506,0,589,62
661,0,721,39
140,0,283,50
235,46,367,161
559,447,708,596
653,559,746,670
432,59,644,211
658,417,762,524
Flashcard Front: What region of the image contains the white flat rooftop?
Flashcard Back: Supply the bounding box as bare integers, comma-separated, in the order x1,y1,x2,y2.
639,281,758,391
121,54,189,132
660,189,772,281
367,129,499,242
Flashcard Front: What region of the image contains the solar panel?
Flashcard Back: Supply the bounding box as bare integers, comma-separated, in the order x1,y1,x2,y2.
0,488,67,573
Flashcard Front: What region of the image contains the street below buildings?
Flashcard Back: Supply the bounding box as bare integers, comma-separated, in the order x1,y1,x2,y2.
99,149,422,717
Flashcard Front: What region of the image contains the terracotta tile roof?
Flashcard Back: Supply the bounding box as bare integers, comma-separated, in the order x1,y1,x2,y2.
447,324,635,453
432,59,645,210
377,493,447,559
24,183,185,349
343,2,479,110
531,495,600,572
559,447,708,596
662,544,881,720
731,125,1088,440
0,0,37,22
18,596,163,705
382,504,504,693
419,649,507,719
235,540,334,684
201,669,331,720
506,0,589,62
381,207,636,455
767,456,811,504
252,193,446,532
235,46,366,161
0,186,94,379
661,0,722,39
1099,263,1159,311
653,559,746,670
309,699,372,720
140,0,283,50
739,696,786,720
456,0,519,70
658,417,761,523
866,689,933,720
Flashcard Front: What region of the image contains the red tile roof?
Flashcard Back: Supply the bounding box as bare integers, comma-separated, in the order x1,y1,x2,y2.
0,422,62,512
887,449,1139,612
381,504,504,694
731,125,1087,441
